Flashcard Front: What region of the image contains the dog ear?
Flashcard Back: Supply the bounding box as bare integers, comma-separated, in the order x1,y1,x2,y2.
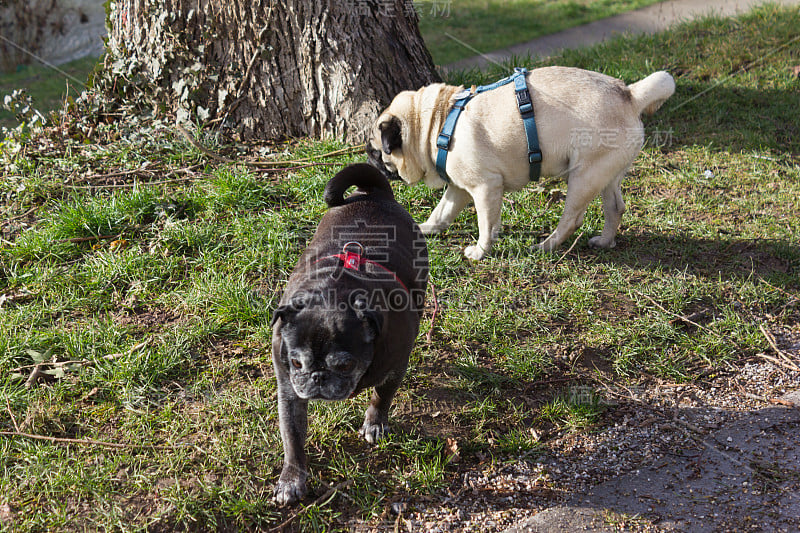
378,116,402,155
271,294,309,326
271,304,294,327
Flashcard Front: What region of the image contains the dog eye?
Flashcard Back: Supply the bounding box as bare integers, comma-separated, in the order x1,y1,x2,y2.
291,358,302,369
335,361,354,373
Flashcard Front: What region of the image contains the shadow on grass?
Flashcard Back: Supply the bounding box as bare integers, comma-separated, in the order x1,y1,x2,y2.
457,228,798,285
654,82,800,156
601,230,799,284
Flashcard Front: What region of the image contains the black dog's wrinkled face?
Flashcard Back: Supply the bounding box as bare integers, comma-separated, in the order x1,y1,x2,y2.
274,296,383,401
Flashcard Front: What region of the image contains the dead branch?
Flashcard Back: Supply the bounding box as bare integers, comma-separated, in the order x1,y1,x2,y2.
426,282,439,343
755,352,800,372
59,233,121,244
177,124,237,164
23,364,45,389
0,430,184,450
177,124,361,169
552,231,584,267
256,161,341,173
64,165,204,189
1,205,39,226
757,324,800,371
770,398,799,408
58,225,148,244
17,341,148,388
5,398,20,432
634,290,709,332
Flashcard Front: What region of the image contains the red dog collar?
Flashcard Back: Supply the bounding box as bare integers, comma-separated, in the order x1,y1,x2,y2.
315,242,410,293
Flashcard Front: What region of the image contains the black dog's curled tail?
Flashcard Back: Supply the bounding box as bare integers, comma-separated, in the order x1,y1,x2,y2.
324,163,394,207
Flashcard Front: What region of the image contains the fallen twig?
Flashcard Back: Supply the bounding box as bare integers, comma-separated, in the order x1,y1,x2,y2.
256,161,342,173
13,351,129,374
426,282,439,343
770,398,799,408
66,176,198,189
0,430,183,450
76,162,157,181
757,324,800,371
634,290,709,333
541,376,582,386
177,124,237,164
177,124,362,169
58,225,148,244
268,479,353,532
5,398,20,432
24,365,46,389
17,341,148,388
60,233,121,244
0,289,34,308
247,145,363,167
552,231,584,267
64,165,203,189
1,205,39,226
633,290,739,371
755,351,800,372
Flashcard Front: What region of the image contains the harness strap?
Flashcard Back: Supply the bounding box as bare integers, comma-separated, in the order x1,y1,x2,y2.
435,97,470,184
435,67,542,183
513,68,543,181
313,242,410,294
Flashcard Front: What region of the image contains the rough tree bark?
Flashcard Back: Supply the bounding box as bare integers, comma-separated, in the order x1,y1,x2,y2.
101,0,440,142
0,1,57,72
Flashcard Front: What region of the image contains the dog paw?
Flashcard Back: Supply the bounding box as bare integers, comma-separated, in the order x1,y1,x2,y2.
359,420,391,444
588,236,616,249
274,478,307,507
463,245,486,261
419,223,442,236
534,239,559,252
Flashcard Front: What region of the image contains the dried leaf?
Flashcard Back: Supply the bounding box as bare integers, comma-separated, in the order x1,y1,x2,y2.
792,65,800,78
445,437,460,463
0,503,15,524
0,288,33,308
109,239,128,251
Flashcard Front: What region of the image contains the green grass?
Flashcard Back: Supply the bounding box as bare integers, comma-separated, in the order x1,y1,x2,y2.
1,4,800,531
417,0,665,64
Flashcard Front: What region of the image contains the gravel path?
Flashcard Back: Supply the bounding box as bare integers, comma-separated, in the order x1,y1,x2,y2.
445,0,800,71
390,360,800,532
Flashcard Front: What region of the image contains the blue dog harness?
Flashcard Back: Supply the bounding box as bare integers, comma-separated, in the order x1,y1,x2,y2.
435,67,542,183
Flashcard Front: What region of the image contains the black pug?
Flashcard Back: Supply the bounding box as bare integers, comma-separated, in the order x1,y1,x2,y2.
271,163,428,506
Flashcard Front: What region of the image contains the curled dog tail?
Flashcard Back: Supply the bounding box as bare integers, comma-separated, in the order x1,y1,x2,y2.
324,163,395,207
628,71,675,116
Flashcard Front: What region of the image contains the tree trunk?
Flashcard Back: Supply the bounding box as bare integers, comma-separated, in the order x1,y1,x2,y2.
0,1,56,72
101,0,440,143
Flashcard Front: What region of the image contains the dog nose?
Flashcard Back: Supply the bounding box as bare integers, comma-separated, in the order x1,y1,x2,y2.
312,372,325,385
